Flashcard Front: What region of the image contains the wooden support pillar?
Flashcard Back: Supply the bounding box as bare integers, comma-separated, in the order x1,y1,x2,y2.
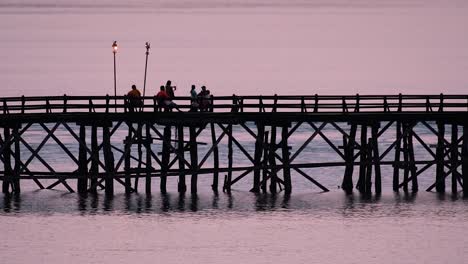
225,124,233,193
177,125,186,193
2,127,12,193
145,123,152,194
210,123,219,192
90,125,98,194
371,124,382,194
342,123,357,192
77,125,88,193
269,126,277,194
124,123,132,194
160,125,171,193
393,121,402,191
261,131,269,193
135,124,143,192
102,126,114,196
281,126,292,194
435,121,445,193
402,123,410,192
12,126,21,193
408,126,418,192
251,123,264,193
357,125,367,192
190,126,198,194
451,124,458,194
462,125,468,197
364,139,373,194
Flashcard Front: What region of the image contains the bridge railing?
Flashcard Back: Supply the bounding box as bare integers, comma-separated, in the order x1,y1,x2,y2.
1,94,468,114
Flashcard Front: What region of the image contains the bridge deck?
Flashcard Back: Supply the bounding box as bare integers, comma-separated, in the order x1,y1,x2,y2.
0,94,467,196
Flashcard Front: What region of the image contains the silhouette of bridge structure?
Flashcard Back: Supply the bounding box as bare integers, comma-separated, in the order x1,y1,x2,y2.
0,94,467,196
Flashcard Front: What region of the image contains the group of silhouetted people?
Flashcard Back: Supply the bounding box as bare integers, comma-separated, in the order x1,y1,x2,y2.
126,80,212,113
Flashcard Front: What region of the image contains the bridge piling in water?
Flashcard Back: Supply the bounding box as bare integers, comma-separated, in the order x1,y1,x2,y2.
77,125,88,193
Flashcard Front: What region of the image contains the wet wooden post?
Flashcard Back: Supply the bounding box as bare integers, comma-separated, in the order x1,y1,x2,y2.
226,124,233,193
408,127,418,192
365,139,373,194
357,124,367,192
77,125,88,193
177,125,186,193
251,123,264,192
261,131,269,193
281,125,292,194
124,124,132,194
210,123,219,192
135,124,143,191
451,124,458,194
145,123,152,194
12,126,21,193
393,121,402,191
190,126,198,193
160,125,171,193
269,126,277,194
371,124,382,194
342,123,357,192
462,124,468,197
2,127,12,193
102,126,114,196
436,121,445,193
402,123,410,192
90,125,98,194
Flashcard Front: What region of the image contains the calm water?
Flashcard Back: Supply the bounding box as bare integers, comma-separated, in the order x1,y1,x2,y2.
1,1,468,263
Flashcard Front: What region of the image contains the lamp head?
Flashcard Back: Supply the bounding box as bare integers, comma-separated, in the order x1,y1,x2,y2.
112,41,118,53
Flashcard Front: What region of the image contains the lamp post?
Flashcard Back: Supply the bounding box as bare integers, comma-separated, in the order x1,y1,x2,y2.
141,42,150,111
112,41,118,112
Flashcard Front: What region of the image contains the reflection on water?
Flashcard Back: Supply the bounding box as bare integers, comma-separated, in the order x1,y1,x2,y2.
2,190,468,218
2,190,468,264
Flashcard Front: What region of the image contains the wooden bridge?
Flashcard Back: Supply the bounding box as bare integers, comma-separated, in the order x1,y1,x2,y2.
0,94,467,196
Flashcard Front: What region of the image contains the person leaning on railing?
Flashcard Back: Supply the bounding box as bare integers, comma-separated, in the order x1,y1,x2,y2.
126,84,142,113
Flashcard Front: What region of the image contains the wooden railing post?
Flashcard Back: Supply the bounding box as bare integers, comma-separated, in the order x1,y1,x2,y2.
106,94,110,113
63,94,67,113
398,93,402,112
439,93,444,112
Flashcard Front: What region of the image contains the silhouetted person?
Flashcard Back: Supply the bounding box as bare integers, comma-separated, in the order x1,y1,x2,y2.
156,85,180,112
165,80,176,100
156,86,170,112
198,85,211,112
190,85,198,112
127,84,142,113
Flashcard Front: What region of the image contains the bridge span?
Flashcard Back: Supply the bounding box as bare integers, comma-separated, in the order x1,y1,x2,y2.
0,94,467,196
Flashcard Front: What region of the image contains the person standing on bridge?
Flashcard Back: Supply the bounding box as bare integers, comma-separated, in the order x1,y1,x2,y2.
126,84,142,113
165,80,176,100
198,85,211,112
189,85,199,112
